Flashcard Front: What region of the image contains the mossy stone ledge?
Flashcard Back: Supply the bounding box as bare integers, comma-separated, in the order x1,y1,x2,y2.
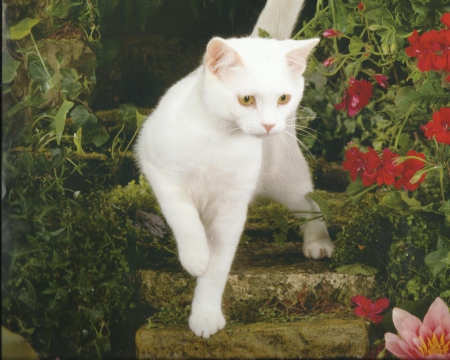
135,317,369,359
138,242,377,309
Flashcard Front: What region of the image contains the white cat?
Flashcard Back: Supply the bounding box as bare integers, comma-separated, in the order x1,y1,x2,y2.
135,0,334,339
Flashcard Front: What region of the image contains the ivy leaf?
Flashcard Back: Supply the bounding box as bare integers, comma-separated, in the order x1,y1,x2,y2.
60,68,82,100
55,100,74,145
2,60,20,84
70,105,109,146
9,18,40,40
307,192,330,221
29,58,54,94
335,263,378,276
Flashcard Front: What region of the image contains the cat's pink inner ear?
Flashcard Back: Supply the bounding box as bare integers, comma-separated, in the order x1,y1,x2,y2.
286,38,320,74
205,38,242,77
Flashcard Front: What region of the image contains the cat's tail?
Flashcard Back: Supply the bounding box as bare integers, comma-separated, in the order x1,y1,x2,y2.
250,0,306,40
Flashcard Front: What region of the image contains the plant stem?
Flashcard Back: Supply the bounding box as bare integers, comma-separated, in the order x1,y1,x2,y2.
393,104,415,150
29,32,54,87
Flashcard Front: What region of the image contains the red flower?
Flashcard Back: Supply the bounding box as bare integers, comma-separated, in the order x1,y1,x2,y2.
394,150,426,191
373,74,389,89
441,13,450,28
323,29,343,38
421,107,450,145
369,148,402,186
352,295,390,324
357,1,364,10
406,29,450,73
343,147,367,181
334,78,373,117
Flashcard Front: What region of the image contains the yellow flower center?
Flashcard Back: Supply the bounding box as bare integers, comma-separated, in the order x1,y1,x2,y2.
418,333,450,356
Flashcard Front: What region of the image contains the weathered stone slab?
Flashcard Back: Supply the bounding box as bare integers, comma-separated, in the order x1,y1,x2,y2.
136,317,369,359
138,243,376,309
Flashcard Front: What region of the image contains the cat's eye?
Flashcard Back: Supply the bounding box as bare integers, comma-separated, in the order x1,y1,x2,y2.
238,95,255,106
278,94,291,105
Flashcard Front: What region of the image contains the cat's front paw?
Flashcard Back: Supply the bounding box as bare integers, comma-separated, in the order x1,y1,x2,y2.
179,242,210,277
189,311,226,339
303,237,335,259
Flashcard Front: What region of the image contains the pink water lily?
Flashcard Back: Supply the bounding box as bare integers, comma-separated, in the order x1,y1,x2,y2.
385,297,450,359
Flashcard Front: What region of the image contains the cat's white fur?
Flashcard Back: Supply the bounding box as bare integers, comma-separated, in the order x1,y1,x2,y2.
135,0,335,338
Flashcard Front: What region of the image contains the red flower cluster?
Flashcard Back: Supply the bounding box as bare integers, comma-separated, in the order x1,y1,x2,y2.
334,78,374,117
352,295,389,324
343,147,426,190
421,107,450,145
405,13,450,76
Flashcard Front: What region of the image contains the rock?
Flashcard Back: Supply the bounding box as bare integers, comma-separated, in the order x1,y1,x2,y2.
135,210,167,239
135,317,369,359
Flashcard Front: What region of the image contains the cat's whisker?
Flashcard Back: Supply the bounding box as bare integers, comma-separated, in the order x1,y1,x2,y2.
282,129,317,161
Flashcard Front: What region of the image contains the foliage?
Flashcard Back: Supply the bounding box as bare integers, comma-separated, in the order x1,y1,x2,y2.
293,0,450,307
1,3,173,358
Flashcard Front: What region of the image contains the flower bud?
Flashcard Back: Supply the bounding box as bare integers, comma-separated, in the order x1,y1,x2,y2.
323,29,343,38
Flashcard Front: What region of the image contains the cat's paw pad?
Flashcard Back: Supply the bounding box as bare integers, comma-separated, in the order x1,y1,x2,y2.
303,238,335,259
179,244,210,277
189,311,226,339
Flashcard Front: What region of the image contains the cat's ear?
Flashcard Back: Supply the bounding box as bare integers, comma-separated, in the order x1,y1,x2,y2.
285,38,320,74
205,38,242,77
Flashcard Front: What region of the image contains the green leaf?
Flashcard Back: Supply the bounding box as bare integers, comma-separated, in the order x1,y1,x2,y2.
29,58,54,94
258,28,272,39
136,109,147,128
381,191,408,211
399,192,421,207
55,100,74,145
397,133,413,156
307,192,330,221
335,263,378,276
438,201,450,216
118,103,138,130
60,68,82,100
9,18,40,40
2,60,20,83
74,127,84,153
71,105,109,146
425,250,448,276
6,101,26,118
348,36,363,54
345,176,369,204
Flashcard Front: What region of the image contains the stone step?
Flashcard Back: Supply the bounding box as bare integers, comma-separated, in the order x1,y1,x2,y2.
135,241,376,358
136,316,369,359
137,242,376,310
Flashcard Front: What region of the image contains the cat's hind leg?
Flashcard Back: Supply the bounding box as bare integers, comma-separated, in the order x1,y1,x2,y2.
141,163,210,277
257,134,334,259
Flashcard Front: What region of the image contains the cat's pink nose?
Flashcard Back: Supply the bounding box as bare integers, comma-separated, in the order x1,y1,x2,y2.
262,124,275,133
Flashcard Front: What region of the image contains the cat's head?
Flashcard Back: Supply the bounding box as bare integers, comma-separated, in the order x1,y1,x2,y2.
201,37,319,137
